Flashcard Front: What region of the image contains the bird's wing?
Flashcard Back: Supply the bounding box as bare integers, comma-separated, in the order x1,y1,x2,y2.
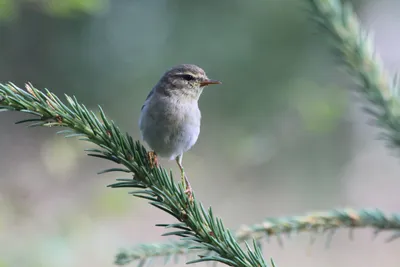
141,88,154,111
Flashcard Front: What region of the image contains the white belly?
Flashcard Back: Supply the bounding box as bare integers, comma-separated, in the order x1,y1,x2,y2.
139,97,201,160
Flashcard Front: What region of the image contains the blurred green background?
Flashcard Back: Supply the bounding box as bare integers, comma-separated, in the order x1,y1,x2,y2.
1,0,400,266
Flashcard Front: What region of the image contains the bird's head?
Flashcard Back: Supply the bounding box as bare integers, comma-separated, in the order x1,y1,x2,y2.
155,64,221,100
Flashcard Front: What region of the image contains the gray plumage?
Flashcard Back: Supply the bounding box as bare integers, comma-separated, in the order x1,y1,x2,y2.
139,64,220,161
139,64,220,199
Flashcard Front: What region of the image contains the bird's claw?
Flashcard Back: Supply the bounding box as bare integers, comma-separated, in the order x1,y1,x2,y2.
147,151,158,168
181,172,194,203
184,185,194,203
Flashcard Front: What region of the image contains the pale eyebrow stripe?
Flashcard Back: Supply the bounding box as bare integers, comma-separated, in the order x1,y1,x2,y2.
177,72,201,78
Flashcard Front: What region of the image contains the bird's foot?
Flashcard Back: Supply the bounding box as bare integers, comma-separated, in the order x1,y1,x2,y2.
184,185,194,203
181,171,194,203
147,151,158,168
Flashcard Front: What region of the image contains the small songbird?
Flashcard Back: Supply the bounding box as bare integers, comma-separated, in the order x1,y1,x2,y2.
139,64,221,201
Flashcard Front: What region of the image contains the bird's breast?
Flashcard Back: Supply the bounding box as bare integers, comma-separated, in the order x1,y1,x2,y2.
164,102,201,138
176,102,201,125
139,97,201,159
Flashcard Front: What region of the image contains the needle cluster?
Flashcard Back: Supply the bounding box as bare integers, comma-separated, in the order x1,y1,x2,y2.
0,0,399,266
0,82,271,267
117,208,400,265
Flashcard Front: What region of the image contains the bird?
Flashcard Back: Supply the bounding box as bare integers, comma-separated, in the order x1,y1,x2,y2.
139,64,221,201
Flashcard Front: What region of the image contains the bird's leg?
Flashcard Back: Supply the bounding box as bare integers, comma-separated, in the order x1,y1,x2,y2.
175,154,193,203
147,151,158,168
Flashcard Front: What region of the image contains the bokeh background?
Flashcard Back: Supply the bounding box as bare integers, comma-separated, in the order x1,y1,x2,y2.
1,0,400,266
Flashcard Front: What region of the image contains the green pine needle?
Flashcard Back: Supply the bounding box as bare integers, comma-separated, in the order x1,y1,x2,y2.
308,0,400,150
0,0,400,266
0,83,269,267
116,208,400,265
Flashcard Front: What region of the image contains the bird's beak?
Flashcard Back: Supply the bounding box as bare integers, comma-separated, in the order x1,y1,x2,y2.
199,79,222,87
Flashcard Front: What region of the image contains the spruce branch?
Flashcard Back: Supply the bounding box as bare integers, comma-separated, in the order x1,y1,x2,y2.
117,208,400,265
0,1,398,267
0,83,272,267
307,0,400,148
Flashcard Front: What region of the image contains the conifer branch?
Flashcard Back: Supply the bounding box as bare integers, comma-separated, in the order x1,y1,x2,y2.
116,208,400,265
308,0,400,147
0,83,271,267
1,1,399,267
116,0,400,264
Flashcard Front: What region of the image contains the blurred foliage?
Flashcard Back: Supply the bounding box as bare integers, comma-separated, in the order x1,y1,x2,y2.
2,0,398,267
42,0,107,16
0,0,107,20
293,81,347,133
91,189,134,216
0,0,15,20
40,137,83,178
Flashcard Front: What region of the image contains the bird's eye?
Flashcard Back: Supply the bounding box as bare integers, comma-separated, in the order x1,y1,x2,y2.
181,74,195,81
